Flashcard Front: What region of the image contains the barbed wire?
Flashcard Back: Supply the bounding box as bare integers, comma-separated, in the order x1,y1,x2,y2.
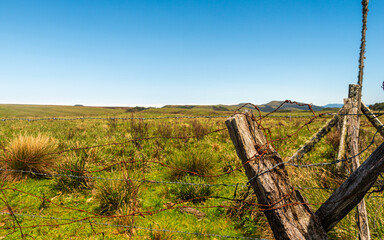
0,127,227,160
0,212,263,239
245,125,382,185
0,184,309,230
0,167,337,193
1,108,381,185
0,112,382,122
0,115,230,122
0,168,247,188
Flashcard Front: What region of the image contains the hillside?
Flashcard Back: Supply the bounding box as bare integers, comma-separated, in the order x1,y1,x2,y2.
249,101,324,112
0,101,347,119
369,102,384,111
163,101,324,113
0,104,127,118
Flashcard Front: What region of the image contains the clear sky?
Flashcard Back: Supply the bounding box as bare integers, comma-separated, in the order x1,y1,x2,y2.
1,0,383,107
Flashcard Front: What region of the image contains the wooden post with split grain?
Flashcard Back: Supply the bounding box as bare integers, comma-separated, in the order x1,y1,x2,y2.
335,99,350,173
347,84,370,240
350,0,371,237
225,110,327,239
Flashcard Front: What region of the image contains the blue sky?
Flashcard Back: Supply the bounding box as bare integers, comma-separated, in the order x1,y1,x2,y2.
1,0,383,107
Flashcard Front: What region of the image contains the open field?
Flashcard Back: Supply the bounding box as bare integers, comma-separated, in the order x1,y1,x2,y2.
0,104,383,239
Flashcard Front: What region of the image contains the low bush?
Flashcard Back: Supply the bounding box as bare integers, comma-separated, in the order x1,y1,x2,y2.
129,117,149,148
1,134,58,181
190,120,210,140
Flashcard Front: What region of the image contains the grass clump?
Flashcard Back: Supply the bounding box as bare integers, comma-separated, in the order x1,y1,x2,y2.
53,153,92,192
167,148,217,181
1,134,58,181
170,175,212,203
94,179,138,216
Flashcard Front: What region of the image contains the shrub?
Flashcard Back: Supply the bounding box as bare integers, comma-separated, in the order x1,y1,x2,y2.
190,120,210,140
170,175,212,203
156,121,173,138
1,134,58,181
53,153,91,192
167,148,217,181
129,117,149,148
94,179,138,215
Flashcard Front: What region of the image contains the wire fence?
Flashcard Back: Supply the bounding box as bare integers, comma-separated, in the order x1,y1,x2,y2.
1,112,383,122
0,101,383,239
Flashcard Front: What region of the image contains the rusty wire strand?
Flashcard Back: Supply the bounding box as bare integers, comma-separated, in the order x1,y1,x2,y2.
0,212,264,239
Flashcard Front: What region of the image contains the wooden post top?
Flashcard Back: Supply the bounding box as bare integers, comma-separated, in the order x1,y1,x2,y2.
348,84,362,99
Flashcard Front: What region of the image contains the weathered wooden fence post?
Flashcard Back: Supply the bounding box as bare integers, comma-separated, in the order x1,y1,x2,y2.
335,100,350,173
352,0,371,236
348,84,370,240
226,110,327,239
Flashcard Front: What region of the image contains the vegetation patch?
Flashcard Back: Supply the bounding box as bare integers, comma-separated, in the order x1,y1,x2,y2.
167,148,217,181
53,153,92,193
170,175,212,203
94,177,139,216
1,134,59,181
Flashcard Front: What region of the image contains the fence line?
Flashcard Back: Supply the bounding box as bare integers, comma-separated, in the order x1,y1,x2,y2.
1,112,382,122
1,114,380,184
0,116,231,122
0,168,246,188
0,212,263,240
244,127,381,185
0,168,341,199
1,101,383,239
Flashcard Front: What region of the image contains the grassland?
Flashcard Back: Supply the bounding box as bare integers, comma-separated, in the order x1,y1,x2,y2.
0,104,383,239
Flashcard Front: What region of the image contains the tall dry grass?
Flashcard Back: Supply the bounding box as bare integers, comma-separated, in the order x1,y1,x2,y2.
1,134,58,181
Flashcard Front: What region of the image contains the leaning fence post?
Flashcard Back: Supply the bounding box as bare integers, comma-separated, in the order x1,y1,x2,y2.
226,110,327,240
289,109,342,163
315,141,384,232
335,99,349,173
361,102,384,138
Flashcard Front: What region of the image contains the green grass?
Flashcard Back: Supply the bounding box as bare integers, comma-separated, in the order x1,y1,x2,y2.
0,104,128,118
0,104,383,239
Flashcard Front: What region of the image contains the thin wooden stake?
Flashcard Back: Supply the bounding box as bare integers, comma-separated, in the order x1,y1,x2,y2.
335,99,349,173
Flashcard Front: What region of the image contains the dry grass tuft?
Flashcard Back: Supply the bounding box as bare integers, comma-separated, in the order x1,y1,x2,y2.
1,134,58,181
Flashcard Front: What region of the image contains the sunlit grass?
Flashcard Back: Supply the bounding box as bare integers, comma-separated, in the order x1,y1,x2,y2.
0,106,383,239
1,134,59,181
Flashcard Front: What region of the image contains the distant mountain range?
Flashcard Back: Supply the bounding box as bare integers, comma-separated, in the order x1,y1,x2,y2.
322,104,344,109
162,101,343,112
